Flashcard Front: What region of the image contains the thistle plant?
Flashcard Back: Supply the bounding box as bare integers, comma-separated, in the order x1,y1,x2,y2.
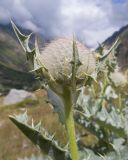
9,21,128,160
10,21,97,160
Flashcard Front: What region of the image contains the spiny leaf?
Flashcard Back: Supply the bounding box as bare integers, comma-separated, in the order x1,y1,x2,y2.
79,146,128,160
11,20,28,51
11,20,35,63
9,113,70,160
11,20,56,87
99,37,121,61
77,87,128,137
71,40,82,85
71,39,83,107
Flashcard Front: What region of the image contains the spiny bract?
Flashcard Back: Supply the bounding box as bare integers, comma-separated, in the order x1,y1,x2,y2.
40,38,96,83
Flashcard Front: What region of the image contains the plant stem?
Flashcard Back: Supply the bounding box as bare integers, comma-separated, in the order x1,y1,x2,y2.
63,88,79,160
65,107,79,160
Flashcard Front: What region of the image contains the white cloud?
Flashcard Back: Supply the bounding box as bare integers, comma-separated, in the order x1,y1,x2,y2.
0,7,10,22
22,20,40,32
0,0,128,48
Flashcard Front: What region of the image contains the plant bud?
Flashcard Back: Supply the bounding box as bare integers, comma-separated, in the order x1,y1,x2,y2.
39,38,96,84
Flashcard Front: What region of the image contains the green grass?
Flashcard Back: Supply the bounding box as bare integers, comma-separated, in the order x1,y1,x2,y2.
0,98,38,112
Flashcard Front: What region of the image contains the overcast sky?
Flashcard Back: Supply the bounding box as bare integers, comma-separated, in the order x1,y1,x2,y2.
0,0,128,48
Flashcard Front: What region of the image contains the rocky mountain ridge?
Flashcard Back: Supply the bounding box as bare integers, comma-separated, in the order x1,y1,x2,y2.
102,25,128,71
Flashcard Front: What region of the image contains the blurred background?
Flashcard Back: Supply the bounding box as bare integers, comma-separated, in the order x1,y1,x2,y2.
0,0,128,159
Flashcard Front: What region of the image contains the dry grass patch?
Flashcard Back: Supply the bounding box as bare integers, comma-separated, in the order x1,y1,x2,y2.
0,89,67,160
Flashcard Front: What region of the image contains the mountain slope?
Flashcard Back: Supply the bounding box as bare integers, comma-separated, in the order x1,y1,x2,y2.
0,23,31,71
102,25,128,71
0,62,36,93
0,23,37,94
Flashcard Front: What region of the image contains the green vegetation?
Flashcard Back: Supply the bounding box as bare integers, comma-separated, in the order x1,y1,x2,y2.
3,21,128,160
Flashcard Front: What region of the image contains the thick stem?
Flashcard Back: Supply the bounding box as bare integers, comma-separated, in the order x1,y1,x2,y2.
65,109,79,160
63,88,79,160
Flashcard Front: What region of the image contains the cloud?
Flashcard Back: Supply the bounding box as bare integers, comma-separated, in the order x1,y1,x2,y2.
0,0,128,48
22,20,40,32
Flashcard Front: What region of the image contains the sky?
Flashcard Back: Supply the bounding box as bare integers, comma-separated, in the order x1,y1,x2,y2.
0,0,128,48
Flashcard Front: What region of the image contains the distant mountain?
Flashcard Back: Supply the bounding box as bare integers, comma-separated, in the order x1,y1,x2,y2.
0,23,37,94
102,25,128,71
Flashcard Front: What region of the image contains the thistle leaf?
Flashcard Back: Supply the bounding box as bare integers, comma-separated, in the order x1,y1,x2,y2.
11,20,29,51
9,113,70,160
11,20,35,63
99,37,121,62
79,146,128,160
11,20,56,87
77,87,128,138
